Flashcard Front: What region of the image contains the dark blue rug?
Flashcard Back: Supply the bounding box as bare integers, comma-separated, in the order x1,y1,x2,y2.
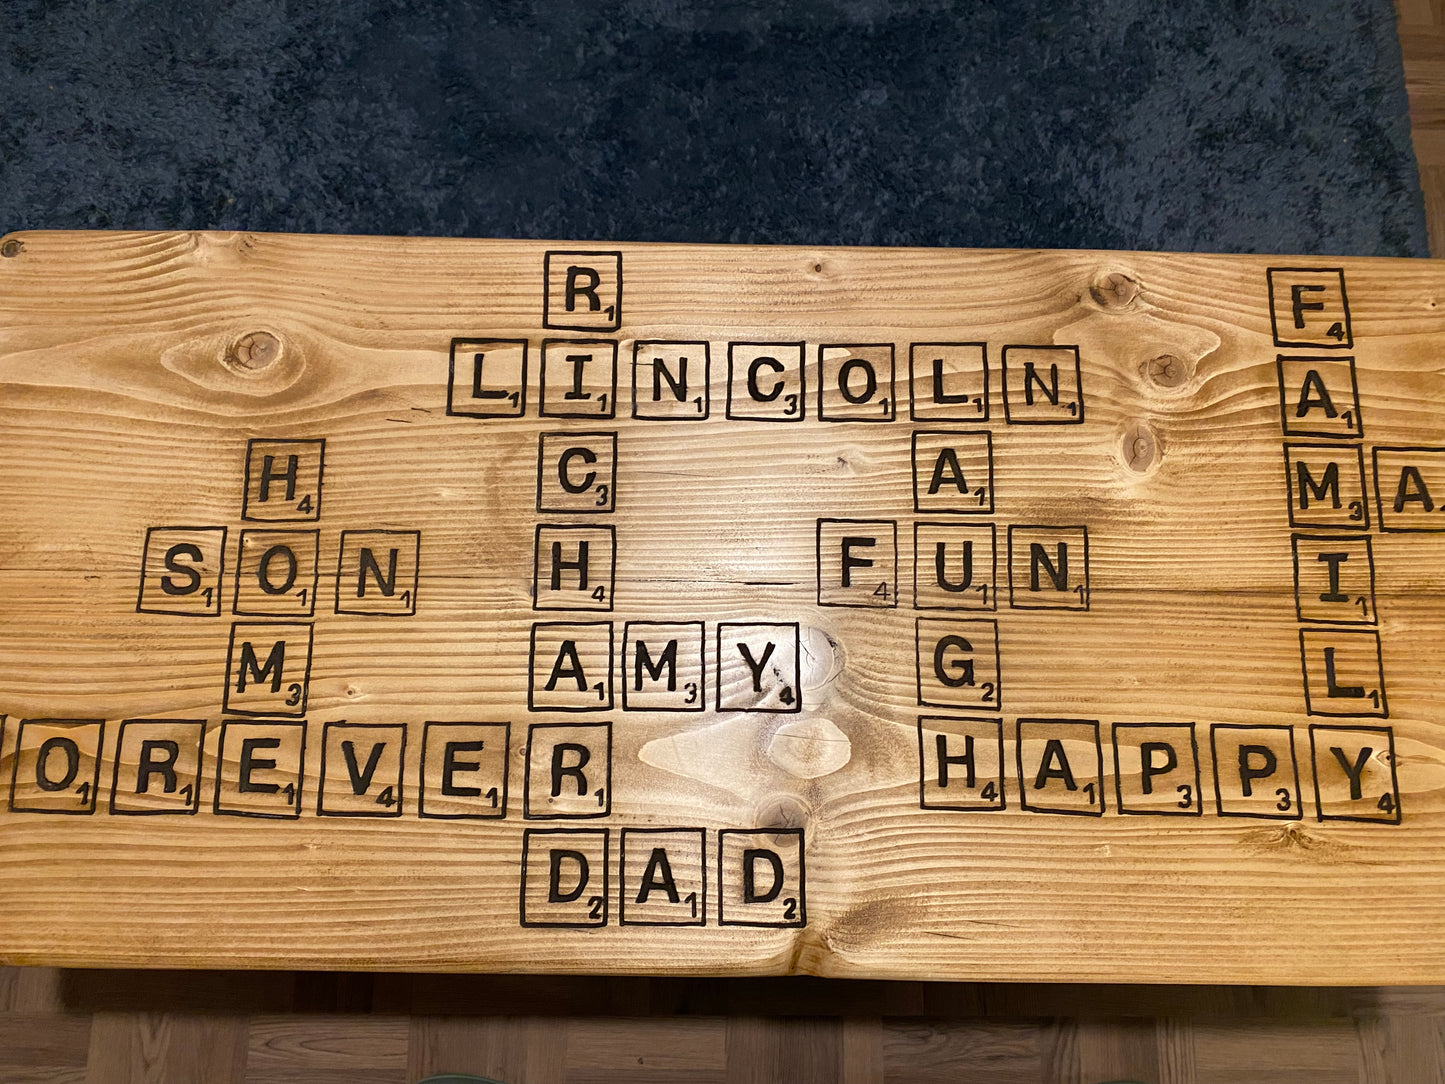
0,0,1428,256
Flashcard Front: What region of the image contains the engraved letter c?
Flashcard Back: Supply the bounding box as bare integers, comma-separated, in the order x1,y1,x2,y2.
747,357,786,402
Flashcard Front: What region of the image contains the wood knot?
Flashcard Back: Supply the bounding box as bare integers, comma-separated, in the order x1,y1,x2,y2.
1140,353,1188,390
799,626,844,690
1244,821,1344,857
755,795,810,840
225,331,282,373
1090,271,1140,310
1121,422,1160,473
0,238,24,258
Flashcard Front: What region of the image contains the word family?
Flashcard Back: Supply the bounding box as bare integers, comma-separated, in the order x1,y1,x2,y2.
1270,267,1443,729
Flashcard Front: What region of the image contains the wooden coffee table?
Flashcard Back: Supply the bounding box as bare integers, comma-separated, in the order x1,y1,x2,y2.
0,231,1440,982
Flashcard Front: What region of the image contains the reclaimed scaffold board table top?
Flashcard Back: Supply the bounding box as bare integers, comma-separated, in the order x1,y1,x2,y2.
0,231,1442,983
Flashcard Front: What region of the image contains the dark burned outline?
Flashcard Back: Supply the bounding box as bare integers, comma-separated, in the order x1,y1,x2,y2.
528,621,615,713
334,530,421,617
816,342,896,422
109,718,206,816
316,721,408,819
523,721,613,821
619,827,708,927
914,617,1002,713
1209,723,1303,822
911,430,994,515
621,621,706,713
912,521,998,612
8,719,105,815
1275,355,1363,439
1111,722,1203,818
1015,718,1105,817
1007,524,1090,611
539,338,619,420
714,621,803,714
1290,533,1377,627
222,621,315,717
519,827,611,928
241,438,325,523
631,340,710,421
532,524,617,613
1267,267,1352,350
232,528,321,618
1308,723,1402,825
535,431,618,514
1282,443,1370,532
916,715,1007,812
816,518,898,609
1299,628,1389,718
1372,446,1445,533
543,250,622,333
1000,344,1084,425
717,827,806,928
724,341,807,422
446,337,529,418
136,525,227,617
212,719,306,820
417,721,510,821
909,341,990,422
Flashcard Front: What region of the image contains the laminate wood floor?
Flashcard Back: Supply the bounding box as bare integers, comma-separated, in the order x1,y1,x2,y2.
2,968,1442,1082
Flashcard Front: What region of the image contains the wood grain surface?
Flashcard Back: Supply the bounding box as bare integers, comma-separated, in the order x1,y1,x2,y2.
0,230,1442,982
